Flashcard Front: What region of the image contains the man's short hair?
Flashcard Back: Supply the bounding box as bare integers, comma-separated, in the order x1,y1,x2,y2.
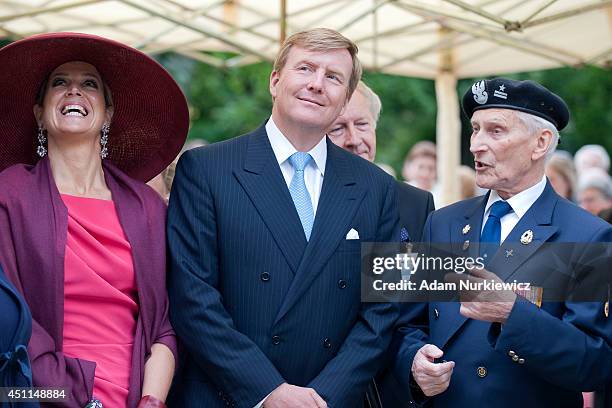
514,111,560,160
355,81,382,124
273,28,362,98
575,144,611,173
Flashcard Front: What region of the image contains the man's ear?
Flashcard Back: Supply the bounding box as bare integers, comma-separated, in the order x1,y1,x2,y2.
269,70,280,100
533,128,554,161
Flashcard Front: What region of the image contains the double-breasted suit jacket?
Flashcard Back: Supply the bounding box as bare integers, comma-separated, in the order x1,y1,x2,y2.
167,123,400,407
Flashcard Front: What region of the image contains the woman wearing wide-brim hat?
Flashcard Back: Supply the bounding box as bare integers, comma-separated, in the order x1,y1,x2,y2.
0,32,189,408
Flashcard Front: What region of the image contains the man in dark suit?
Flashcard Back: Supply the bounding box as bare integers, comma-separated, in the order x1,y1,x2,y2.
390,78,612,407
328,80,435,408
327,80,434,243
167,28,399,408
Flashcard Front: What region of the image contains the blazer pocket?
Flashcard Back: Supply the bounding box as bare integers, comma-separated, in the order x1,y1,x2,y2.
337,239,362,252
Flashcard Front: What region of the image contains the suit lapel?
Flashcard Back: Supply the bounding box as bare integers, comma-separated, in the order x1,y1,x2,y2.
451,195,486,260
487,182,559,282
437,195,486,347
439,183,560,347
233,125,307,274
274,142,365,324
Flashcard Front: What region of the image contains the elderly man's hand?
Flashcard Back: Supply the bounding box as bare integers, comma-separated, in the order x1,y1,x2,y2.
446,266,517,324
411,344,454,397
263,383,327,408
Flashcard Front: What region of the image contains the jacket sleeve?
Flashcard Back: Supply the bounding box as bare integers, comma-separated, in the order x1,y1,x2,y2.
167,151,285,408
488,224,612,391
307,177,400,405
0,203,94,408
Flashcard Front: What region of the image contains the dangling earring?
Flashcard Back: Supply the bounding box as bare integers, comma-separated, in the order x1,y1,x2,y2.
100,123,109,159
36,126,47,157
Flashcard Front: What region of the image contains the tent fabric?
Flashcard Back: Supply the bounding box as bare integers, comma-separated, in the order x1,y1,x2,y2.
1,0,610,79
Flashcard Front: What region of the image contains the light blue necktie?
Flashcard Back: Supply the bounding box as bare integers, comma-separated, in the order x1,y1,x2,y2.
288,152,314,240
480,200,513,263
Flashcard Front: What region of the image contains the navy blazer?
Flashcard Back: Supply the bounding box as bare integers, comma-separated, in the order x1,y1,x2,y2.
391,181,612,408
376,181,433,407
395,182,434,243
0,265,36,407
167,124,400,408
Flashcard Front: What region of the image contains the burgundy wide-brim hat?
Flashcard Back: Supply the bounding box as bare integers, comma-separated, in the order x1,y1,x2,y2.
0,32,189,182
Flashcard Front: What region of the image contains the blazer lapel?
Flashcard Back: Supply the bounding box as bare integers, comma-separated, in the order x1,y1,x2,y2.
487,182,559,282
274,142,365,324
437,195,486,347
439,183,560,347
450,195,486,260
233,125,308,274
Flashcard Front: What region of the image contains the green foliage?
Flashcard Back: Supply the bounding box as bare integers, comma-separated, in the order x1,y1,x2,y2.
157,53,272,143
363,72,437,172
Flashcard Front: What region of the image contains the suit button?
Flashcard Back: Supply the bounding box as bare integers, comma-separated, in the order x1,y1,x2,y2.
518,358,525,364
323,338,332,348
508,350,516,357
477,366,487,378
434,308,439,319
512,355,519,362
272,335,281,345
260,272,270,282
338,279,347,289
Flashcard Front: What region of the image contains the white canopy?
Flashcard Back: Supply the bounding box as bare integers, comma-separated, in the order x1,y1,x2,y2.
2,0,611,203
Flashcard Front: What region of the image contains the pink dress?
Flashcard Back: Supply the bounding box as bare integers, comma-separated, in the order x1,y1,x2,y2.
61,194,138,407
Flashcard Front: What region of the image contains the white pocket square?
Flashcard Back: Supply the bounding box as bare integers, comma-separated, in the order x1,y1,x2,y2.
345,228,360,240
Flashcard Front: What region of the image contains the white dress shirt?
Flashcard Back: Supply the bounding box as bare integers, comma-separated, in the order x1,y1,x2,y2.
266,117,327,215
482,176,547,243
252,119,327,408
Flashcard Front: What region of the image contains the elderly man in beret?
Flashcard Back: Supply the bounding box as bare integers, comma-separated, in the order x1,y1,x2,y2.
390,78,612,408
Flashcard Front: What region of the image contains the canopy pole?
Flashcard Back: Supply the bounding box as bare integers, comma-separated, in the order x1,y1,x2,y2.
280,0,287,44
436,27,461,207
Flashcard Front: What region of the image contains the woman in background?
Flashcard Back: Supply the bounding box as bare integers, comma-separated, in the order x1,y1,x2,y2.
545,151,577,201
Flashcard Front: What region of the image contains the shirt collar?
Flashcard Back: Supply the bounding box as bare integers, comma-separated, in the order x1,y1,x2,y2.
265,117,327,175
485,175,547,219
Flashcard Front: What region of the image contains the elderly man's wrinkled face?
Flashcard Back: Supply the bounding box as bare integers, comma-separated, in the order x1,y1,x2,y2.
470,109,545,198
270,46,352,134
327,91,376,161
34,61,111,139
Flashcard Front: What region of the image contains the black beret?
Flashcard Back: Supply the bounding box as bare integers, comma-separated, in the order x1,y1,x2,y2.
462,78,570,130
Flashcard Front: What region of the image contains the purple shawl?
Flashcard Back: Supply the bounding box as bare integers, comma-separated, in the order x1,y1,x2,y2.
0,157,177,407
